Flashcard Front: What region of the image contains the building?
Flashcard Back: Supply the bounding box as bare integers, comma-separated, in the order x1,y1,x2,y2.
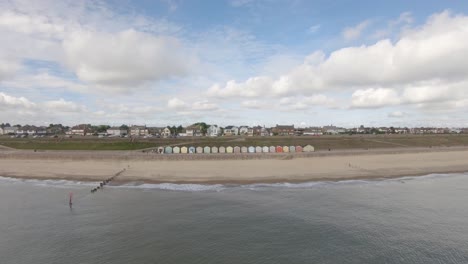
16,125,40,135
323,125,347,134
271,125,295,136
161,127,172,138
224,126,239,136
207,125,222,137
186,124,203,137
3,126,18,135
107,127,127,136
239,126,249,135
67,124,91,136
0,126,4,135
303,127,323,136
130,126,149,137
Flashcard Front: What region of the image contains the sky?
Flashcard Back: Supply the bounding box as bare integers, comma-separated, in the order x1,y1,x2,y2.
1,0,468,128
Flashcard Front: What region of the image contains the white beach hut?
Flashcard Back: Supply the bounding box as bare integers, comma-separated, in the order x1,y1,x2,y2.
262,146,269,153
234,146,241,154
196,147,203,154
226,146,234,153
241,146,248,153
255,146,262,153
173,146,180,154
165,146,173,154
269,146,276,153
219,146,226,153
303,145,315,152
157,147,164,154
212,146,219,153
289,146,296,153
248,146,255,153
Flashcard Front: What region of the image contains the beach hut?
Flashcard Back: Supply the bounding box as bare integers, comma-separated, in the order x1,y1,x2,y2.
181,146,188,154
196,147,203,154
295,146,303,152
165,146,173,154
189,146,196,154
241,146,248,153
204,146,211,154
157,147,164,154
234,146,241,153
226,146,234,153
276,146,283,153
262,146,269,153
219,146,226,153
173,146,180,154
283,146,289,153
212,146,218,154
270,146,276,153
256,146,262,153
289,146,296,153
248,146,255,153
303,145,315,152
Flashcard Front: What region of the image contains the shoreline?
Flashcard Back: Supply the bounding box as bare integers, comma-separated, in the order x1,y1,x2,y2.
1,147,468,184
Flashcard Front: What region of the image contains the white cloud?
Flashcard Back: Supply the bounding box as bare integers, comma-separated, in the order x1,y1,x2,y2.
308,24,321,34
342,20,372,41
0,58,20,81
230,0,254,7
388,111,406,118
0,92,36,109
43,99,86,112
167,97,187,109
351,88,400,108
192,101,219,111
63,29,194,91
241,100,266,109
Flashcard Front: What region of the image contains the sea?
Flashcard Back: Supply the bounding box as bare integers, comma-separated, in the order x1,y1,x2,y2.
1,173,468,264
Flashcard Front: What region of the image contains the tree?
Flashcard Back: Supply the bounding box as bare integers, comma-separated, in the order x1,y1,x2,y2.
176,125,183,134
120,124,129,130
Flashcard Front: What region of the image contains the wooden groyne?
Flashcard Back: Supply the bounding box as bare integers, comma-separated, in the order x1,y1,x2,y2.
90,168,126,193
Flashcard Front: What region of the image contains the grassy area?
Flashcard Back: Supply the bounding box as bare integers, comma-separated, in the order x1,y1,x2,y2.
1,134,468,151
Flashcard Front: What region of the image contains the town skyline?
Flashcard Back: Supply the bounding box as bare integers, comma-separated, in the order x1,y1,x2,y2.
1,1,468,127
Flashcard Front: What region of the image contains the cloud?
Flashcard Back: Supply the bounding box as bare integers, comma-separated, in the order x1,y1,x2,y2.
388,111,406,118
241,100,266,109
207,11,468,112
0,58,20,81
167,98,219,111
42,99,86,112
167,97,187,109
342,20,371,41
230,0,254,7
0,92,36,109
308,24,321,34
63,29,194,91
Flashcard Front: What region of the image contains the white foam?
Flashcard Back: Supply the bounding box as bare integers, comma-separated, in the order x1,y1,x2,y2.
113,182,226,192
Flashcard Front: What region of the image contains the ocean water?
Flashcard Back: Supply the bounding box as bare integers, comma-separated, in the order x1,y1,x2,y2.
1,174,468,264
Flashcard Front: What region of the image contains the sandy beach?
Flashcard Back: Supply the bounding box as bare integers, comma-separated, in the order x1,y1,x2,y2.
0,147,468,183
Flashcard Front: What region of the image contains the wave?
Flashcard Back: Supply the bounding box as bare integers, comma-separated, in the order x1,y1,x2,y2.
0,172,466,192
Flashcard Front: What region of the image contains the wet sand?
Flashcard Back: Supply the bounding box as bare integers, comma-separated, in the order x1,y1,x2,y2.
1,147,468,183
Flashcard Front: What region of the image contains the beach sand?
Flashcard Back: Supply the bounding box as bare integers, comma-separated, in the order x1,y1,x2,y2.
1,148,468,183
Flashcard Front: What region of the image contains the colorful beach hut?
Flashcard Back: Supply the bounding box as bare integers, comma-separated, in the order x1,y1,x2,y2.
212,146,218,153
204,146,211,154
289,146,296,153
219,146,226,153
270,146,276,153
173,146,180,154
234,146,241,153
295,146,303,152
189,146,196,154
248,146,255,153
227,146,234,153
165,146,173,154
181,146,188,154
241,146,248,153
283,146,289,153
276,146,283,153
262,146,269,153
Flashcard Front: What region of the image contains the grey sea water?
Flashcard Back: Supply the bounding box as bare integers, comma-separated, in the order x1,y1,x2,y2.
1,173,468,264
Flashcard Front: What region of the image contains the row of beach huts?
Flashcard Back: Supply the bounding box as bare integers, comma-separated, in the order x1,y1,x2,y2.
151,145,315,154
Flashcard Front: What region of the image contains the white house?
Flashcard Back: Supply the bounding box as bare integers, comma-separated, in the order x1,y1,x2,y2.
207,125,222,137
130,126,149,137
0,126,4,135
186,125,203,137
107,127,127,136
161,127,172,138
67,124,91,136
239,126,249,135
16,125,38,135
3,126,18,135
224,126,239,136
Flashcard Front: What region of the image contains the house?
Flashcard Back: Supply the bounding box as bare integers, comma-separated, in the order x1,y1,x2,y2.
247,127,254,136
161,127,172,138
303,127,323,136
323,125,347,134
207,125,222,137
107,127,127,136
239,126,249,135
224,126,239,136
67,124,91,136
186,125,203,137
36,127,47,136
260,127,270,136
271,125,295,136
130,126,149,137
3,126,18,135
16,125,38,135
253,126,263,136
